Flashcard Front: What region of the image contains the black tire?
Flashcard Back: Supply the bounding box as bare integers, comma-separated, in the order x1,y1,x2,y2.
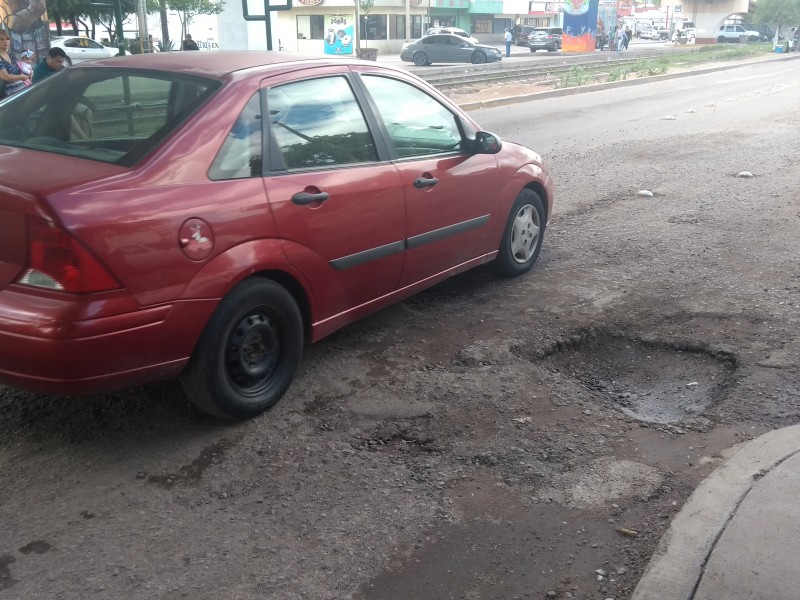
494,189,546,277
530,47,537,52
471,52,487,64
65,56,72,67
180,278,303,420
413,52,428,66
717,36,726,43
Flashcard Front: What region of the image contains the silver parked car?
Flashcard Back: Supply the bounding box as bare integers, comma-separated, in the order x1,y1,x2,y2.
400,34,502,66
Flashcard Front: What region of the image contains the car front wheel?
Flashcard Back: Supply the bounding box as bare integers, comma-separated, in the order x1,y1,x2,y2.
471,52,487,64
413,52,429,66
180,278,304,420
494,189,546,277
717,36,726,43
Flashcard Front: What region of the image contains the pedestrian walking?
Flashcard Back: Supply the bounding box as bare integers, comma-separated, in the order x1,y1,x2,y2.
615,25,625,54
504,28,512,57
623,26,632,50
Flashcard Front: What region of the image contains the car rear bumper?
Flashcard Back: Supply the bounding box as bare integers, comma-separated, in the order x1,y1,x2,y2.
0,287,217,395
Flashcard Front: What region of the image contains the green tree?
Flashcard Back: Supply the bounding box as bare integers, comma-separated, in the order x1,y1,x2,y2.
168,0,225,42
46,0,96,35
752,0,800,38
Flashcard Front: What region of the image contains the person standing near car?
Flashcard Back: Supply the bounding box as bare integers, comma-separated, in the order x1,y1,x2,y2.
504,28,512,57
31,47,67,83
0,30,30,97
182,34,199,51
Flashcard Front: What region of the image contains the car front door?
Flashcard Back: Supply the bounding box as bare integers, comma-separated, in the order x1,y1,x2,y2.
359,73,498,287
261,69,406,328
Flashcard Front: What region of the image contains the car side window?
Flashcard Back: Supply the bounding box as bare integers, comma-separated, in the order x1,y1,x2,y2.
267,76,378,170
209,92,263,180
361,75,462,158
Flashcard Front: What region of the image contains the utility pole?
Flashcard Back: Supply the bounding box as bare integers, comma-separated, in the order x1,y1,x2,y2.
136,0,149,52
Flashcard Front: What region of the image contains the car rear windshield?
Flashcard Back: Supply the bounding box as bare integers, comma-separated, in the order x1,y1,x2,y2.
0,68,220,166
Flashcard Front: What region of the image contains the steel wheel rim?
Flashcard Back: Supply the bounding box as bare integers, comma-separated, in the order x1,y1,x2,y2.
510,204,540,264
225,310,281,397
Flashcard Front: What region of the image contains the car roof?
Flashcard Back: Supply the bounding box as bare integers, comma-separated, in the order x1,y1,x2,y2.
76,51,382,79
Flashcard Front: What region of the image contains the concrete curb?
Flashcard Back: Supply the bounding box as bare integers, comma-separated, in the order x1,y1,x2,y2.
631,425,800,600
458,53,800,110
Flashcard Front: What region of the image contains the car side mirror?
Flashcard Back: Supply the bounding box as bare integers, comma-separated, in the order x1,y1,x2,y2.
473,131,502,154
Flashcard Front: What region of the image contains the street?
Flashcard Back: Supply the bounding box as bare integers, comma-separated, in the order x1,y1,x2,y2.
1,58,799,600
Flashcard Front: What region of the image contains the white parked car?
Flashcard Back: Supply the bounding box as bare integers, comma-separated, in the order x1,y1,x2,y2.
49,36,118,66
716,25,760,43
424,27,478,44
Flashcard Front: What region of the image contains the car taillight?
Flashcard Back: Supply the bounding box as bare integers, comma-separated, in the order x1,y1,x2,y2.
17,215,121,293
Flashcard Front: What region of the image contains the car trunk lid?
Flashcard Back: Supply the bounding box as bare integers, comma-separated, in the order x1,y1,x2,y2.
0,146,125,290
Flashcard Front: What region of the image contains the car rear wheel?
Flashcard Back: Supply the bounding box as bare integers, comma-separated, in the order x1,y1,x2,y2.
494,189,545,277
413,52,428,66
471,52,487,64
64,56,73,67
180,278,304,420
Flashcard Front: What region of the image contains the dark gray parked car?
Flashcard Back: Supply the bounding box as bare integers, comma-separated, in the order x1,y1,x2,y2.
400,34,503,66
528,27,562,52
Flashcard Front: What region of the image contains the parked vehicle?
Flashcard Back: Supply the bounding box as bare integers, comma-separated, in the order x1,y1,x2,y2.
424,27,478,44
671,21,696,42
516,25,536,46
0,51,553,420
401,34,503,65
528,27,563,52
49,36,117,66
639,26,668,40
653,25,670,40
716,24,760,43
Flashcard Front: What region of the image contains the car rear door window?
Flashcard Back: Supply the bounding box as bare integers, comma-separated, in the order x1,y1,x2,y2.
266,76,378,171
361,75,462,158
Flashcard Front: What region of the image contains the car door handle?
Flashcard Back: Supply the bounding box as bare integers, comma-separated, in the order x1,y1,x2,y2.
413,177,439,189
291,191,330,205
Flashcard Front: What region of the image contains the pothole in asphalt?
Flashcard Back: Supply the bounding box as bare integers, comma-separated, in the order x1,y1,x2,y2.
514,329,739,424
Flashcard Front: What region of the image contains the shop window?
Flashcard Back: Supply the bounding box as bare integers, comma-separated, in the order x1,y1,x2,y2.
413,15,429,38
360,15,387,41
297,15,325,39
390,14,405,39
471,19,492,34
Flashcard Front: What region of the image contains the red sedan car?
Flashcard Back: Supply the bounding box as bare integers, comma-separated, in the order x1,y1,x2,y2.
0,52,554,420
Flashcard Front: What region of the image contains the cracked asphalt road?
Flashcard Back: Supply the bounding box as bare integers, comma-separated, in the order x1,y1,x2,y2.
1,56,798,600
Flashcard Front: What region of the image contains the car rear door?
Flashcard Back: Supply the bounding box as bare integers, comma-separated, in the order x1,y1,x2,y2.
358,73,498,287
260,68,406,325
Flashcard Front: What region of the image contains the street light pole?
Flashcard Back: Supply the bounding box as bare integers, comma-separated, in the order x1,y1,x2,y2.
113,0,126,55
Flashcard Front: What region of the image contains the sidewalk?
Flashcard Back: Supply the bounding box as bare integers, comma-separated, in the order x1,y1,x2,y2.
632,425,800,600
